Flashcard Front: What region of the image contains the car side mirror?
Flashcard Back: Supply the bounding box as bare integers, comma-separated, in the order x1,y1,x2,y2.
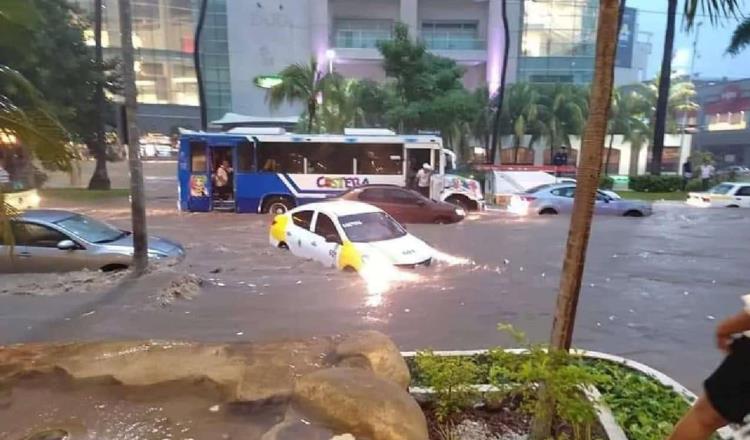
57,239,76,250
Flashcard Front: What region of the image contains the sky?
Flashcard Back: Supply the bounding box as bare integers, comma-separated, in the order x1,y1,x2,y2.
628,0,749,80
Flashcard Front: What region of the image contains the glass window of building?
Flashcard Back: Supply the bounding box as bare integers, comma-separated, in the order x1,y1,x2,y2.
332,19,394,49
421,21,482,50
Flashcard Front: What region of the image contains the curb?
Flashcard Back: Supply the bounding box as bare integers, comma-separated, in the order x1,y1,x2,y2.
401,349,735,439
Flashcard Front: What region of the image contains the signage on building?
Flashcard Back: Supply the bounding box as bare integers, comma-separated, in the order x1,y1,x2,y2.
615,7,636,68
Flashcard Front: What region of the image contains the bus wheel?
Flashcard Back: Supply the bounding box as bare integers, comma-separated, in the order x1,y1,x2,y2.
264,197,294,215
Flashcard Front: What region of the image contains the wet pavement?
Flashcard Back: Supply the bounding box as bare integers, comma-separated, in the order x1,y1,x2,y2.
2,171,749,392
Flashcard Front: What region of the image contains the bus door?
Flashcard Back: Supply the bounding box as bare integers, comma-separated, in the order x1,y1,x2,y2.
185,140,211,212
208,144,235,211
405,145,434,189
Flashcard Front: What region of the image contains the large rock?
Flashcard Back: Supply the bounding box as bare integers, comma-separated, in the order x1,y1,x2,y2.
0,338,335,402
293,368,428,440
334,330,410,389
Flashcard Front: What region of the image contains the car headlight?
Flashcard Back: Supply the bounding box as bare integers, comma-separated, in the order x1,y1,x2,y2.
455,208,466,216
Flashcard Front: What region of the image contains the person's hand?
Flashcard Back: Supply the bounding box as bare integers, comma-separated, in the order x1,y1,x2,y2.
716,320,735,353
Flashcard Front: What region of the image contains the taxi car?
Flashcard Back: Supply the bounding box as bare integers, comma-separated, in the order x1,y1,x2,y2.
269,200,433,271
687,182,750,208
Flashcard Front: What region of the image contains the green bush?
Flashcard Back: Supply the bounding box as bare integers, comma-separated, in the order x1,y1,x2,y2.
414,350,480,421
599,175,614,190
628,175,683,192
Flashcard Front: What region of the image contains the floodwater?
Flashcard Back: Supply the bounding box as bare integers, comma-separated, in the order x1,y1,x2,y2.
2,168,750,392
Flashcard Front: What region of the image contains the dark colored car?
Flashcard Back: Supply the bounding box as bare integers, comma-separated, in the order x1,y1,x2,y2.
334,185,466,224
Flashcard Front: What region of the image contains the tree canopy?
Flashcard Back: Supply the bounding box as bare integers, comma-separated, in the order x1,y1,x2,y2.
1,0,118,150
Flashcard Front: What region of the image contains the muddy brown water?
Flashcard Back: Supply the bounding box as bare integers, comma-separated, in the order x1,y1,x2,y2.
0,370,298,440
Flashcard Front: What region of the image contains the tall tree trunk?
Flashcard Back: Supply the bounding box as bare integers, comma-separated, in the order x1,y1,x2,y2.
650,0,677,175
513,135,520,164
119,0,148,275
604,133,615,175
528,0,619,438
88,0,111,190
307,99,316,133
489,0,511,165
194,0,208,130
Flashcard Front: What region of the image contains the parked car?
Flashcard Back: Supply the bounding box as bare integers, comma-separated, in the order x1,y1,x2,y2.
0,210,185,273
333,185,466,224
269,200,434,271
687,182,750,208
508,183,652,217
719,165,750,176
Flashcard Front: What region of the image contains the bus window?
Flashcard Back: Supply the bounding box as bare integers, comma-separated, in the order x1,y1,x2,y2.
306,143,355,174
357,144,403,175
237,140,254,172
190,142,207,172
257,142,304,173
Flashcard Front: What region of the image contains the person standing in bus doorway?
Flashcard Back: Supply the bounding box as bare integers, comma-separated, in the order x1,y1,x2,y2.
214,159,233,201
415,163,433,198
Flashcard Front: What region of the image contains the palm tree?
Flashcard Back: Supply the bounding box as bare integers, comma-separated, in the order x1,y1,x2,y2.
604,88,649,175
87,0,110,190
499,83,542,164
529,2,621,439
536,84,588,160
727,17,750,54
315,75,363,133
119,0,148,275
651,0,739,174
267,59,331,133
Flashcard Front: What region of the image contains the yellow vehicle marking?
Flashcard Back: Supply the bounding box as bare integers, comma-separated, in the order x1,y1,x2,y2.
270,214,288,243
337,240,363,271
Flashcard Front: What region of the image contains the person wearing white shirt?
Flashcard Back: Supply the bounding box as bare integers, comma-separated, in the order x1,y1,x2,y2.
668,294,750,439
414,163,433,198
700,163,715,191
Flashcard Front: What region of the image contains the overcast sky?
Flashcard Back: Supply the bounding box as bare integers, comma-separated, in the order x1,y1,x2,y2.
628,0,749,80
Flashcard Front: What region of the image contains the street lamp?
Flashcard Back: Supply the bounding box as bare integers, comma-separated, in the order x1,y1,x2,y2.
325,49,336,74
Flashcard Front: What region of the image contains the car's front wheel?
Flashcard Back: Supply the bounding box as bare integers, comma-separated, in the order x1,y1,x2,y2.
623,210,644,217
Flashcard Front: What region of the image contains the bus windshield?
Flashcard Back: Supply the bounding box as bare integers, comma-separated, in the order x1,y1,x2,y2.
339,212,407,243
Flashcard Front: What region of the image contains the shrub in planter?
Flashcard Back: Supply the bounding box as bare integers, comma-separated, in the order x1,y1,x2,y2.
628,175,683,192
599,175,614,190
685,178,706,192
415,350,480,421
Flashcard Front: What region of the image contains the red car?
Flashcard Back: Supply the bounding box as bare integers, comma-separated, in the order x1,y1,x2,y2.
334,185,466,224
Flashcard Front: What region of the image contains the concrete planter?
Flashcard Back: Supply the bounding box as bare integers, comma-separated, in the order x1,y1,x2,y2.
402,349,736,440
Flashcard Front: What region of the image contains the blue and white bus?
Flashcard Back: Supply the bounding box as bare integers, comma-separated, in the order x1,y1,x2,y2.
177,128,483,214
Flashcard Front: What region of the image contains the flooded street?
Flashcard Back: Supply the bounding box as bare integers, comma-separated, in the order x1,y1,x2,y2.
2,166,749,391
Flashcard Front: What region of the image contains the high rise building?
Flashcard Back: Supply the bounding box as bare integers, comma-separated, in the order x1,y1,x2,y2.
72,0,231,131
73,0,649,132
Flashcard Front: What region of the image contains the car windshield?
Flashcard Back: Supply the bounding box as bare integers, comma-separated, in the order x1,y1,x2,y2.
709,184,734,195
338,212,407,243
55,214,128,244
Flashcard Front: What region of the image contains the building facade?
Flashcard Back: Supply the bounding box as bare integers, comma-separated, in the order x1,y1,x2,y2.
75,0,649,132
73,0,232,132
692,78,750,167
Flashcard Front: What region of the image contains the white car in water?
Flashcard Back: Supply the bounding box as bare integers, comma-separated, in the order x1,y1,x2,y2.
269,201,434,271
687,182,750,208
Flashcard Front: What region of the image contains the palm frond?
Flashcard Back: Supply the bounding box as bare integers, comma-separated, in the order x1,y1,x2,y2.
727,16,750,55
683,0,739,29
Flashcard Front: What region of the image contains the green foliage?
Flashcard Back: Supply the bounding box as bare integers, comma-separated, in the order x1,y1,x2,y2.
727,16,750,55
489,325,601,440
414,350,480,422
599,175,614,190
267,59,333,132
587,360,689,440
685,179,705,192
1,0,119,149
628,175,683,192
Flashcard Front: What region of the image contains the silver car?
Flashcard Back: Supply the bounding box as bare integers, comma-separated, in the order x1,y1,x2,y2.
0,210,184,273
508,184,652,217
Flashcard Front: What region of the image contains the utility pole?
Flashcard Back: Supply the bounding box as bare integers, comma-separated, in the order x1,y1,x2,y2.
119,0,148,275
